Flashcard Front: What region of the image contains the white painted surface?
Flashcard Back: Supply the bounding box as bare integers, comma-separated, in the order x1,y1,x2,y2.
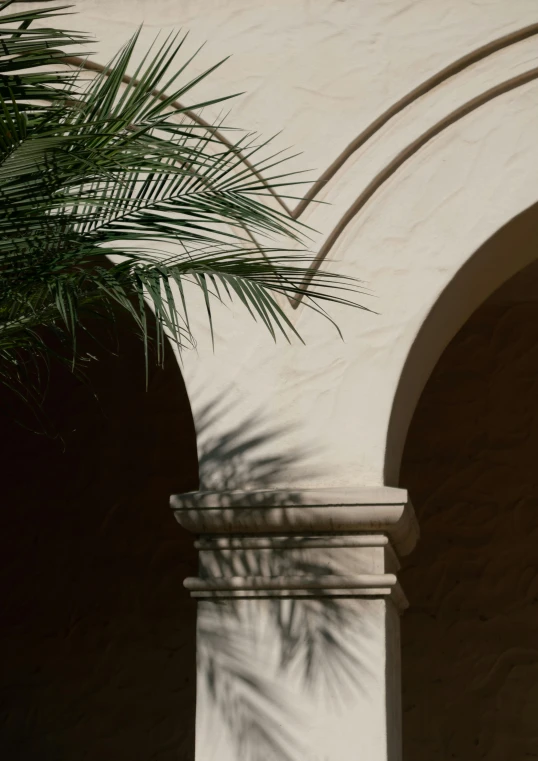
195,596,397,761
176,495,413,760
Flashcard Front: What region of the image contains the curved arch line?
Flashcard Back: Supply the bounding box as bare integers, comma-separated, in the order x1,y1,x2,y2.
383,201,538,484
65,24,538,310
293,65,538,305
64,55,291,215
64,55,278,268
291,23,538,219
67,22,538,224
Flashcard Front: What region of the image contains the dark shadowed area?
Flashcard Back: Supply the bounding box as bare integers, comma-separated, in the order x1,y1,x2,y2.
0,313,199,760
401,261,538,760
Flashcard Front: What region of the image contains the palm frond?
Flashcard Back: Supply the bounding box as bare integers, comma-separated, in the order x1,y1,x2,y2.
0,2,367,411
0,2,89,106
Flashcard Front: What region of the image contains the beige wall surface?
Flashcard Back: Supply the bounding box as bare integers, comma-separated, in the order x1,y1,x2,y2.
15,0,538,489
4,3,538,759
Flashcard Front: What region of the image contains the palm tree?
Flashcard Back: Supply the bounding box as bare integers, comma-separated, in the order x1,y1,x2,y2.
0,0,362,413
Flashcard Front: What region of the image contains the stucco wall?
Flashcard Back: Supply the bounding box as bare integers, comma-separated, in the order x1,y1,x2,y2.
401,269,538,759
0,320,199,760
4,2,538,755
15,0,538,489
172,0,538,490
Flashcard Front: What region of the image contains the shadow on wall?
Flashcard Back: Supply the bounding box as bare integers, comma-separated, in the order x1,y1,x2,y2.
196,595,377,761
194,567,376,761
0,312,199,761
195,394,305,494
185,395,378,761
0,324,371,761
385,200,538,486
400,266,538,760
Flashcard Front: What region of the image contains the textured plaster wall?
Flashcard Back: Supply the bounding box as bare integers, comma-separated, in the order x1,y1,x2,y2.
401,268,538,759
3,4,538,757
0,319,199,760
32,0,538,188
15,0,538,488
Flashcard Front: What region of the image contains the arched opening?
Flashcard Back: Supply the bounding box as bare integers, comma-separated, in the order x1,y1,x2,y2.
0,311,199,760
385,201,538,486
400,258,538,758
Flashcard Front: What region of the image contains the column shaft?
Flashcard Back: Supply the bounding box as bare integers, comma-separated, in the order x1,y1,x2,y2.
171,487,418,761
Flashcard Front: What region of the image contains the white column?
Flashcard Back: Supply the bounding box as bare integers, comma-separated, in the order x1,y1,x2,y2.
171,487,418,761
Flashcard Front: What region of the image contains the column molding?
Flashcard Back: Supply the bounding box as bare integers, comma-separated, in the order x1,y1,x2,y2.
171,486,418,611
171,486,419,556
171,486,418,760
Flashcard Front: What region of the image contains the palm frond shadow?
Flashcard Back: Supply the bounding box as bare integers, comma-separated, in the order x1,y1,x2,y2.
187,395,377,758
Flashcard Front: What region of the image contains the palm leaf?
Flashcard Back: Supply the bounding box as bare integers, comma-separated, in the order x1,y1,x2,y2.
0,1,368,411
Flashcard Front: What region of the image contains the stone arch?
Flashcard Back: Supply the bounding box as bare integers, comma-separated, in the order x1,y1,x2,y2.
384,201,538,486
287,26,538,305
398,249,538,760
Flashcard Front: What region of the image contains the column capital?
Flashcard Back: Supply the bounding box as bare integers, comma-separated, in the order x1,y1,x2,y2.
171,487,418,611
170,486,418,556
